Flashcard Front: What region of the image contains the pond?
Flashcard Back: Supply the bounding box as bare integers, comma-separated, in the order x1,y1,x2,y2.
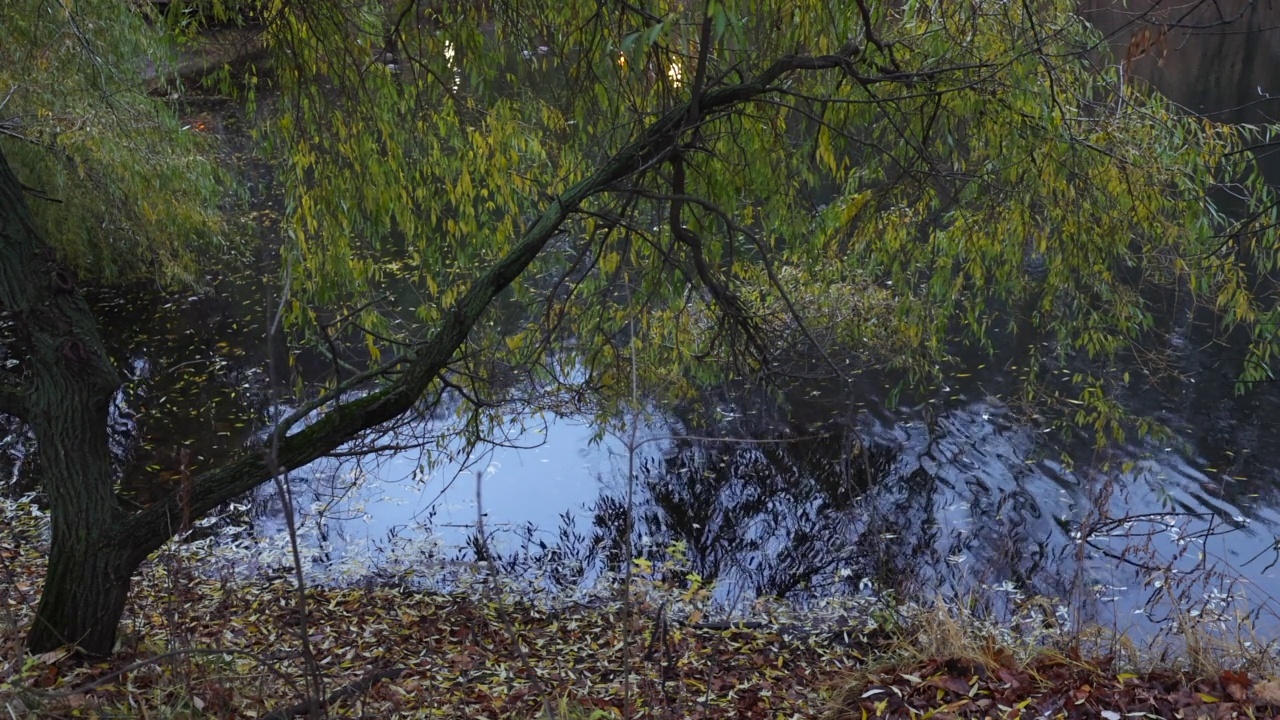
67,259,1280,641
5,2,1280,642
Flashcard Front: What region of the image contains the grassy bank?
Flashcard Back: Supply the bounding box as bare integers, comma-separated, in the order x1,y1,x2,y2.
4,495,1280,719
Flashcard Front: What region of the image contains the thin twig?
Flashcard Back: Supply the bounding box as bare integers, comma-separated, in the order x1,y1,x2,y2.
266,255,326,717
475,470,557,720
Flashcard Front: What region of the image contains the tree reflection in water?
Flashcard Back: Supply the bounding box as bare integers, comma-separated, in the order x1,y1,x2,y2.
590,413,1040,610
451,391,1070,627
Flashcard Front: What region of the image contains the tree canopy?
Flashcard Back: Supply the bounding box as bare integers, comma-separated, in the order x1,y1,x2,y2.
258,0,1279,437
0,0,1278,656
0,0,227,282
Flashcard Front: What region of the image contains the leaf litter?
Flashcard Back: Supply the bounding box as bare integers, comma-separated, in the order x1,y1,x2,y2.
1,495,868,718
6,494,1280,719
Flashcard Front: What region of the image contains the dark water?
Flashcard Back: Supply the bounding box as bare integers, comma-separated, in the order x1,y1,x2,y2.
5,2,1280,639
1080,1,1280,120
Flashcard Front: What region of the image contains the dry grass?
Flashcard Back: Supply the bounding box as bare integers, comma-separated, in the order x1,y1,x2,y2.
820,592,1280,719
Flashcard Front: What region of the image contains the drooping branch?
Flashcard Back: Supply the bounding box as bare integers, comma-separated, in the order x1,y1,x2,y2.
118,45,885,556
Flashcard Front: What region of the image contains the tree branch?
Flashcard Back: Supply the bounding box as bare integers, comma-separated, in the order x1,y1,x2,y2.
118,45,877,557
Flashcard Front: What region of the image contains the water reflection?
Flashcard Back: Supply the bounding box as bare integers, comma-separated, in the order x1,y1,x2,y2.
257,415,628,578
601,428,869,600
233,383,1280,639
1080,0,1280,178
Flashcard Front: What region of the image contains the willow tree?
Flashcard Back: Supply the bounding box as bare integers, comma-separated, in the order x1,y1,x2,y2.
1,0,1277,656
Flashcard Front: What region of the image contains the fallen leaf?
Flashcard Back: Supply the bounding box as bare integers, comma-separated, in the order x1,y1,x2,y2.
1221,669,1251,702
927,675,972,695
1254,678,1280,706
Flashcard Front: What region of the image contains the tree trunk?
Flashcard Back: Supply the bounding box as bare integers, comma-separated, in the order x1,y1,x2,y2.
0,150,129,656
24,360,131,655
27,533,135,655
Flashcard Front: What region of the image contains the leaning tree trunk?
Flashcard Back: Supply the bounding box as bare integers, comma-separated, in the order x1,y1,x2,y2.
0,150,134,656
23,387,134,655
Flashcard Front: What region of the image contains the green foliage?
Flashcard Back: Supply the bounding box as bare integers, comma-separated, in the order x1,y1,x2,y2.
0,0,228,283
157,0,262,36
257,0,1278,433
2,0,1273,433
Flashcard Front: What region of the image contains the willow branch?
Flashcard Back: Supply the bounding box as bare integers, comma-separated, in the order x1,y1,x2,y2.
119,44,908,556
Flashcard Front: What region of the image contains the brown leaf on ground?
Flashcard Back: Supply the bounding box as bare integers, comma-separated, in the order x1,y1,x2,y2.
925,674,972,696
1255,678,1280,706
1221,669,1250,702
